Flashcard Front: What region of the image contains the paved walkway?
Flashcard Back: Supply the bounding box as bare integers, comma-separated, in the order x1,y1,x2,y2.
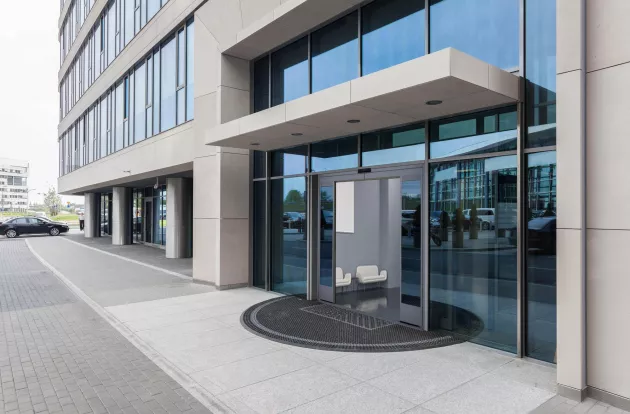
0,240,211,414
65,233,192,278
8,234,628,414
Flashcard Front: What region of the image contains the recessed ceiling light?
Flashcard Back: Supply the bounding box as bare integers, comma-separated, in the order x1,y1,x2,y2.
250,142,260,146
291,133,303,136
426,100,443,106
347,119,361,124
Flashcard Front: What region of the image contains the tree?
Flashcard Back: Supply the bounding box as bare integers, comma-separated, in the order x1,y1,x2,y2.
284,189,304,204
43,187,62,217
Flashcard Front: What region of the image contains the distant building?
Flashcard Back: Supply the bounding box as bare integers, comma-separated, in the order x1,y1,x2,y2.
0,158,29,212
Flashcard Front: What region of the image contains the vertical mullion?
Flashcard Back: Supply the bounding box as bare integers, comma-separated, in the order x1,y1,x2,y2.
516,0,527,359
425,0,430,54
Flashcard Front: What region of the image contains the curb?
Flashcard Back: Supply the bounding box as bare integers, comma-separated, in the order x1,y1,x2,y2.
25,239,232,414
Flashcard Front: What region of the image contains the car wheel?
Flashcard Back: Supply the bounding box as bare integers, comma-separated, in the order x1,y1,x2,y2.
5,229,17,238
49,227,61,236
482,222,490,230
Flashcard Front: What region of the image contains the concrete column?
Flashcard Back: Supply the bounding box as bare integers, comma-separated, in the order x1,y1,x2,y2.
556,0,587,401
112,187,131,246
83,193,99,238
166,178,193,258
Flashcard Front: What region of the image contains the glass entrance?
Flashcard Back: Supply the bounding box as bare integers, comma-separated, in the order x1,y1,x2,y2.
144,198,153,243
318,166,424,326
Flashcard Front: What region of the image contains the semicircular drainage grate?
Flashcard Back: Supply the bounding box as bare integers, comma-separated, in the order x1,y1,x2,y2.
241,296,482,352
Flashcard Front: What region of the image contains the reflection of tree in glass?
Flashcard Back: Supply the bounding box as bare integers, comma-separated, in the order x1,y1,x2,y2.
284,189,305,213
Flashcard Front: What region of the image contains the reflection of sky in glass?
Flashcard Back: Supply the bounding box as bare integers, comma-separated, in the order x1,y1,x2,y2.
430,130,516,159
278,153,306,176
311,154,358,172
283,177,306,199
363,145,425,167
430,0,519,70
402,180,421,198
528,150,556,168
283,61,309,103
362,11,424,76
484,155,518,173
526,0,556,92
312,40,358,93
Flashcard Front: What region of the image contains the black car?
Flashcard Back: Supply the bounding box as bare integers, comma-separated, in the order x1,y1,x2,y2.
0,217,69,238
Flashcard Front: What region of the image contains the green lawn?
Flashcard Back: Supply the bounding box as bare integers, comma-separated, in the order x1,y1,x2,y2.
50,214,79,222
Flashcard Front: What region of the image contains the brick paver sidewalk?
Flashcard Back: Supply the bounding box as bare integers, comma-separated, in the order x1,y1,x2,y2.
0,240,211,414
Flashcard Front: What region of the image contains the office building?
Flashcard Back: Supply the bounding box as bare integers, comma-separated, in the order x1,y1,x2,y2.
57,0,629,409
0,158,30,212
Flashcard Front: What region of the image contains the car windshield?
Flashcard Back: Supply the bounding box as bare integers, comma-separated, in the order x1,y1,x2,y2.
528,217,555,230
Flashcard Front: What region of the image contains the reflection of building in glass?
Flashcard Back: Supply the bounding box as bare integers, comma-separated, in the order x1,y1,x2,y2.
527,158,556,216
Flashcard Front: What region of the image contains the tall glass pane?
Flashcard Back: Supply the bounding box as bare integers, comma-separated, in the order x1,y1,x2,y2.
270,146,307,177
186,20,194,121
100,97,107,157
526,151,557,362
135,62,146,142
526,0,557,148
161,37,176,131
361,0,425,76
401,179,422,306
430,107,517,159
320,184,333,291
253,151,266,179
153,49,161,134
107,6,115,65
124,0,134,45
253,56,269,113
270,177,308,296
362,124,425,166
147,0,159,21
429,155,518,353
271,37,308,106
115,82,124,151
253,181,266,289
310,136,358,172
311,12,358,93
430,0,519,70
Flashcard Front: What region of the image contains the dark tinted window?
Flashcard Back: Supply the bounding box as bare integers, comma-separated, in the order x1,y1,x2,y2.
253,56,270,112
253,151,266,179
362,0,425,76
253,181,267,289
311,136,358,172
311,12,359,93
271,37,309,106
430,0,519,70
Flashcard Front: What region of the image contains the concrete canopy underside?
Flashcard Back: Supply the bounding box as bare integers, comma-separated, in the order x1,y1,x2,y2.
205,48,520,152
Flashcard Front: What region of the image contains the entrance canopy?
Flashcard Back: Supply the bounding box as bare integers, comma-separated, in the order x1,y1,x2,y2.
205,48,519,151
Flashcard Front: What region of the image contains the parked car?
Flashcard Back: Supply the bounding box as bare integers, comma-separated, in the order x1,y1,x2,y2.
283,212,304,232
0,217,69,238
469,208,495,230
321,209,333,229
527,216,556,253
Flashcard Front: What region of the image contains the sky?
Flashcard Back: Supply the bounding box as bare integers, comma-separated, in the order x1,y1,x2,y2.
0,1,82,205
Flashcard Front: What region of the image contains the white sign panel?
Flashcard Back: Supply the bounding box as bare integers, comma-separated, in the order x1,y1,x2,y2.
336,181,355,234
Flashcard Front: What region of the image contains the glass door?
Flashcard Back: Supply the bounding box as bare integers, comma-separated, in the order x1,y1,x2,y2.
144,198,153,244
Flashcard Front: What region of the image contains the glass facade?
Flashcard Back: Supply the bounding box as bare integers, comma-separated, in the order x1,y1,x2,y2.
429,0,519,70
430,107,517,159
526,151,557,362
270,146,308,177
362,124,425,167
59,19,194,177
310,136,358,172
59,0,170,120
526,0,557,148
252,181,267,289
271,37,309,106
429,155,518,353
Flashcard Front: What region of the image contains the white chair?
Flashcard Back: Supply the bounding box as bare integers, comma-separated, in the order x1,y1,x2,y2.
356,265,387,284
335,267,351,287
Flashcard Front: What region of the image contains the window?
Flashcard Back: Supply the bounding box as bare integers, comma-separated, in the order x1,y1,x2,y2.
311,12,358,93
429,155,518,353
430,0,519,70
147,0,160,21
362,0,425,76
271,146,308,177
147,55,154,137
526,0,556,148
430,107,517,159
253,151,266,179
253,56,270,112
253,181,266,288
153,48,161,133
310,136,358,172
115,82,124,151
186,21,194,122
362,124,425,166
176,29,186,125
124,0,134,45
160,36,176,131
135,62,146,142
271,37,309,106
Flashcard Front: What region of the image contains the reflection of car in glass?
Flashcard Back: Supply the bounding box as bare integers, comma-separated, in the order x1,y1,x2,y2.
0,217,69,238
321,210,333,229
464,208,495,230
283,212,304,232
509,216,556,253
401,210,415,235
